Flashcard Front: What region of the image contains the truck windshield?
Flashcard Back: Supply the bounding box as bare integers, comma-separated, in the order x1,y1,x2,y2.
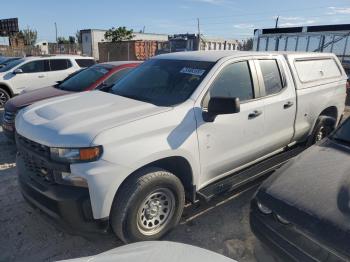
111,59,214,106
58,65,111,92
0,58,24,72
331,119,350,145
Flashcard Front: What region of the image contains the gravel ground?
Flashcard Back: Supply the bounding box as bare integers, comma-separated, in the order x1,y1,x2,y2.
0,108,263,262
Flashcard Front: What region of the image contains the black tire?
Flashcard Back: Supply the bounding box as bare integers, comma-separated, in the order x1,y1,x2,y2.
110,167,185,243
0,88,10,108
307,116,336,146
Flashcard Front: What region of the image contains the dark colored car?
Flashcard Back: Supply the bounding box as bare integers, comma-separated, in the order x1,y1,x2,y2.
2,61,142,139
250,117,350,261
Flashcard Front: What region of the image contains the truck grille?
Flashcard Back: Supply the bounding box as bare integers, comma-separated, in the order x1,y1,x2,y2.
21,150,55,184
3,110,16,124
16,134,50,158
16,134,54,185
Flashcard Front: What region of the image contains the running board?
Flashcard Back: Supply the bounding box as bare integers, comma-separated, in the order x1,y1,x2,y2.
197,146,305,201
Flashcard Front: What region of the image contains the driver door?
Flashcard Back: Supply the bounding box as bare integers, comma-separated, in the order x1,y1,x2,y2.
11,60,50,92
195,59,267,188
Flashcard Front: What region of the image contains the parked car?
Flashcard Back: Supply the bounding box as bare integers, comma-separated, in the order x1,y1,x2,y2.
60,241,236,262
0,55,95,107
15,51,346,243
0,56,21,68
2,61,141,139
250,117,350,261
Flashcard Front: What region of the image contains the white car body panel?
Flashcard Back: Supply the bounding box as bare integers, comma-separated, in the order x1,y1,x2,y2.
59,241,236,262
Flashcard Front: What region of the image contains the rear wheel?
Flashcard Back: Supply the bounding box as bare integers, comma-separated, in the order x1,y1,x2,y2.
307,116,336,145
110,167,185,243
0,88,10,108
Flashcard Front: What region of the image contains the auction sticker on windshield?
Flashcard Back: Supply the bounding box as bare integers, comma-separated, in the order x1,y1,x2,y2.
180,67,206,76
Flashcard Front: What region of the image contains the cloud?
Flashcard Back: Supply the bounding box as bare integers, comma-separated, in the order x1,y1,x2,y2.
190,0,229,5
234,23,254,29
279,20,316,27
327,7,350,15
276,16,304,21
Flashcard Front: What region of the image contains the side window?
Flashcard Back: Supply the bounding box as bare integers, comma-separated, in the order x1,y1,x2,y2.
259,60,283,96
50,59,72,71
20,60,49,73
75,59,96,68
105,68,133,86
209,61,254,102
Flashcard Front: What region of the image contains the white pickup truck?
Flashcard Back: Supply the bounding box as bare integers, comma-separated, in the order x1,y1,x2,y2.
15,51,346,243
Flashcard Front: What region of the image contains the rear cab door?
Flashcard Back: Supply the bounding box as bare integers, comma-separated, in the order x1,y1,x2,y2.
253,55,297,151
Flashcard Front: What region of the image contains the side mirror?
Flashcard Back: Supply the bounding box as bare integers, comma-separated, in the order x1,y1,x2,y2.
98,82,111,91
13,68,23,74
203,97,240,122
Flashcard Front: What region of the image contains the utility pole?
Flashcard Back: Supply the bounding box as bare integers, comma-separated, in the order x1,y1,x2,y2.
197,18,201,51
142,26,145,33
275,16,279,28
54,22,58,43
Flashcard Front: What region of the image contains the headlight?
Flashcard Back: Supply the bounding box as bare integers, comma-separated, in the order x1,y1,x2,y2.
257,201,272,214
50,146,103,163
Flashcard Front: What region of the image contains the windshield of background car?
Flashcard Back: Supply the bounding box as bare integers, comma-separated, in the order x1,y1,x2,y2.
0,58,25,72
58,65,111,92
331,118,350,144
111,59,215,106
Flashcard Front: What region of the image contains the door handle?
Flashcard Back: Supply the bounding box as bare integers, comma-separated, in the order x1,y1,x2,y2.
248,110,262,119
38,75,45,78
283,101,294,109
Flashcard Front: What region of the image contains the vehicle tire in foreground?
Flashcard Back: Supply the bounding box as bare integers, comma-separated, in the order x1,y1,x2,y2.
307,115,336,146
110,167,185,243
0,88,10,108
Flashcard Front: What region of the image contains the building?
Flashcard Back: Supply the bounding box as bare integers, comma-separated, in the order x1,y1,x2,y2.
200,36,239,51
253,23,350,71
80,29,168,60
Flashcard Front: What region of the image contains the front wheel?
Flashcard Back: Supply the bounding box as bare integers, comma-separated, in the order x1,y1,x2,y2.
0,88,10,108
110,167,185,243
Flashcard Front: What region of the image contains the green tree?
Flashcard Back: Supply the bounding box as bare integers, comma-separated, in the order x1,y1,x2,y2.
69,36,76,44
57,37,70,44
76,30,82,44
241,38,253,51
104,26,134,42
18,27,37,46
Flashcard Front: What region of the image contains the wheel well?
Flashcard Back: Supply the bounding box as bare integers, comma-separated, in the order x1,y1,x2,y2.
0,84,13,97
115,156,195,203
319,106,338,120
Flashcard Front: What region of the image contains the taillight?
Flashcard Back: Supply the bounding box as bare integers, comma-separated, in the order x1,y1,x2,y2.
346,80,350,89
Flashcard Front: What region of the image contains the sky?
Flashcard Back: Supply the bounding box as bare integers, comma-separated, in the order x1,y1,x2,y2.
2,0,350,42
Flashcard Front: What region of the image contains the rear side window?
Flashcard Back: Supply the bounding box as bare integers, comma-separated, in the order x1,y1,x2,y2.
75,59,95,68
210,61,254,102
104,68,133,86
50,59,72,71
20,60,50,73
294,58,341,82
259,60,283,96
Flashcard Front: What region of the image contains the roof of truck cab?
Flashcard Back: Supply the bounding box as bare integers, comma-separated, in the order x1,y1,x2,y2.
154,50,337,62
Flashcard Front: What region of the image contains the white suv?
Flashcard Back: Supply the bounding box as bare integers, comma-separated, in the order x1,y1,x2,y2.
0,55,95,107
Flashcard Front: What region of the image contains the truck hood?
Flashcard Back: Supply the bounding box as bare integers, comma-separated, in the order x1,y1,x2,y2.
257,139,350,258
15,91,171,147
5,86,73,112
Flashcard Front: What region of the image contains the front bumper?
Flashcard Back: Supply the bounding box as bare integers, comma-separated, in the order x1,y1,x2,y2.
16,141,109,233
250,200,348,262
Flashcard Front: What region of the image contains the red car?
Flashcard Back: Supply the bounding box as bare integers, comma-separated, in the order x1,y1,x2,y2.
2,61,142,139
